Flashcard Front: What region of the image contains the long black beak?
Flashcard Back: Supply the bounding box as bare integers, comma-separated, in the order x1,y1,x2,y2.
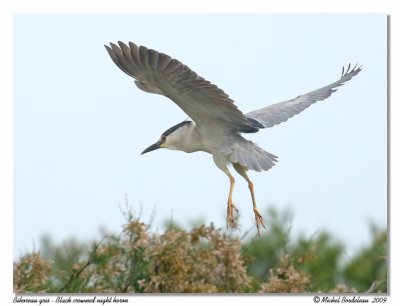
141,141,161,155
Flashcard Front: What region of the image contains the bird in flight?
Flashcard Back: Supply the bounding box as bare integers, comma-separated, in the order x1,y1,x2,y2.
105,41,361,236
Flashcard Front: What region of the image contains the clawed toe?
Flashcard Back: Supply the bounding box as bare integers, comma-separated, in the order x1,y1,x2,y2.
226,202,239,229
253,208,266,237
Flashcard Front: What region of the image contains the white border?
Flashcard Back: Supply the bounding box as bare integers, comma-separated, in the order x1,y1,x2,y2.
1,1,398,305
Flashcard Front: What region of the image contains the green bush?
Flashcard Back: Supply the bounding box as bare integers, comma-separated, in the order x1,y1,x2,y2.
13,208,387,293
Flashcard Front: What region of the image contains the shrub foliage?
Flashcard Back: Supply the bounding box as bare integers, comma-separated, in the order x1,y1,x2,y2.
14,208,387,293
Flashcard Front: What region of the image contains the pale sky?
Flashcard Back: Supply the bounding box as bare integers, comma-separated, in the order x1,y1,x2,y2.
14,14,387,257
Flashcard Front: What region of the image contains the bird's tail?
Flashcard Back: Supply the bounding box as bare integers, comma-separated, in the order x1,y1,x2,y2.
228,138,278,172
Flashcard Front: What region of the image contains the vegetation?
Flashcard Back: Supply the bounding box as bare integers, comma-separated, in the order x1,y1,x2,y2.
13,207,387,293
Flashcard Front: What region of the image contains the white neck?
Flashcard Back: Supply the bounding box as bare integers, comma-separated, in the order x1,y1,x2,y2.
164,122,208,153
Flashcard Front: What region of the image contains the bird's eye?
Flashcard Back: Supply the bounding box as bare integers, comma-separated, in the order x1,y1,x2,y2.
161,135,167,142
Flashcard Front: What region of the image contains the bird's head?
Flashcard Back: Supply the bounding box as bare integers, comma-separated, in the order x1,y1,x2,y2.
141,120,193,155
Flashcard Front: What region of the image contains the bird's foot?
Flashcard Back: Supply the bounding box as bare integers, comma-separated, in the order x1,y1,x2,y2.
253,208,266,237
226,201,239,229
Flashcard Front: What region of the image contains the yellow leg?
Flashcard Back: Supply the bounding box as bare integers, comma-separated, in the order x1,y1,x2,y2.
233,163,266,236
226,174,239,228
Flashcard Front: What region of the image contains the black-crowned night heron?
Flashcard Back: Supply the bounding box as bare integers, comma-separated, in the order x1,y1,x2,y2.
105,41,361,236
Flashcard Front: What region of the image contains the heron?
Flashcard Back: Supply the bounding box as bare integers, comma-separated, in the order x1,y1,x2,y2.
105,41,361,236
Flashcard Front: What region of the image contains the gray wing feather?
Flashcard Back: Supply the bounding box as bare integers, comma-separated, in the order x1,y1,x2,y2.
245,64,362,128
105,41,258,133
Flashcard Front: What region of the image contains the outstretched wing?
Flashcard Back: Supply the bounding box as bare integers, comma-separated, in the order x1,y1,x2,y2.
245,64,362,128
105,41,258,133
